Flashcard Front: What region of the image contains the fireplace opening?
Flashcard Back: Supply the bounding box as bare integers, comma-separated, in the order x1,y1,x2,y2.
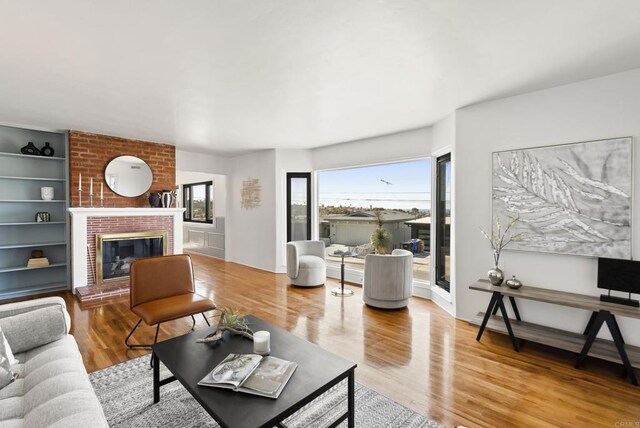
96,231,167,285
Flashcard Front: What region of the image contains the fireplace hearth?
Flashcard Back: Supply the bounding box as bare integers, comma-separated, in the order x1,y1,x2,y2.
96,230,167,285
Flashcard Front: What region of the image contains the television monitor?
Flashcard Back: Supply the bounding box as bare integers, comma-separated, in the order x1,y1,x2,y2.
597,257,640,307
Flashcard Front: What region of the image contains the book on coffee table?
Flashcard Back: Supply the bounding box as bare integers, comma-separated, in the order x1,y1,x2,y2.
198,353,297,399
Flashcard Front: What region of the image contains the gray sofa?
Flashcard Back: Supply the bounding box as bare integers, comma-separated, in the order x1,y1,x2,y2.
0,297,108,427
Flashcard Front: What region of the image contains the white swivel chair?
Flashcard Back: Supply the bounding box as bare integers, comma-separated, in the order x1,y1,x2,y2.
363,249,413,309
286,240,326,287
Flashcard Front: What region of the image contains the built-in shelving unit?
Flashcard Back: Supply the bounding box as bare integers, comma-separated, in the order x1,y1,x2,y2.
0,124,69,299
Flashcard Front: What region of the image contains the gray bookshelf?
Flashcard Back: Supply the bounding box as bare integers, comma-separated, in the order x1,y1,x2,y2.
0,124,69,299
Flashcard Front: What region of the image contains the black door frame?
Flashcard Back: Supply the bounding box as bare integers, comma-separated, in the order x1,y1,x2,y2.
435,153,451,292
286,172,312,242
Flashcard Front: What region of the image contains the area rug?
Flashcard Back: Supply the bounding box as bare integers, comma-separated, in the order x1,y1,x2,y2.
89,355,444,428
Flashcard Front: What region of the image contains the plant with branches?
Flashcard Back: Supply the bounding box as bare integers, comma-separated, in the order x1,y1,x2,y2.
371,211,392,254
480,216,525,266
196,307,254,343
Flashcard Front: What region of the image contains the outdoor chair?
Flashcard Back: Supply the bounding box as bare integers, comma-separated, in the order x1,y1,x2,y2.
125,254,216,364
363,249,413,309
286,240,326,287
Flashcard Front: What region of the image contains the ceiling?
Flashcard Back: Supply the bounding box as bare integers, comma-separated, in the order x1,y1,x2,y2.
1,1,640,156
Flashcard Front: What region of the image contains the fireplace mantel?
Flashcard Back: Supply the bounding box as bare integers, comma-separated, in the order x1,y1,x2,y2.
69,207,185,294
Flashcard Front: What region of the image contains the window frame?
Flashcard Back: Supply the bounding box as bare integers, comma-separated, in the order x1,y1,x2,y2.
435,153,451,292
286,172,312,242
183,181,214,224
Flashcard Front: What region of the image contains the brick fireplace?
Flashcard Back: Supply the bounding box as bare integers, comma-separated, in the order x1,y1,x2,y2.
69,207,184,301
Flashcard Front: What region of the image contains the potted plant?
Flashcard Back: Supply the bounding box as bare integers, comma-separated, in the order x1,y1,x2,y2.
370,211,392,254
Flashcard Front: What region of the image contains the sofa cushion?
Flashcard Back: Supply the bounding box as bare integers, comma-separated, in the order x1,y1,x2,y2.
0,306,68,354
0,335,107,427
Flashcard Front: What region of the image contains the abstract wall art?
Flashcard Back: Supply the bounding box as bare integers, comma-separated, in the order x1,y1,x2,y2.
492,137,632,258
241,177,261,210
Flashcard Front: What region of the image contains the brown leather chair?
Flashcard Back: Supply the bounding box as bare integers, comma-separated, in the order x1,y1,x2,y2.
124,254,216,355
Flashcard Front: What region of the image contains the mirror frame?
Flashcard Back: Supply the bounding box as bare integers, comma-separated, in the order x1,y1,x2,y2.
104,155,154,198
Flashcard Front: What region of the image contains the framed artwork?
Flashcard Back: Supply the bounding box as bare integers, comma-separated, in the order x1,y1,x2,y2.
492,137,632,258
241,177,261,210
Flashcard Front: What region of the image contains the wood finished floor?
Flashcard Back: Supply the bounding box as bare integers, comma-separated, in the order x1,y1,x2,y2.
13,253,640,427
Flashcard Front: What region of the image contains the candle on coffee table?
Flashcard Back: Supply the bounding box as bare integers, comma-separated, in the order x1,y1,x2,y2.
253,331,270,355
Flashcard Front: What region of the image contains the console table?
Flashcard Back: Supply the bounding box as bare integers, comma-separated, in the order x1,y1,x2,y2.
469,279,640,385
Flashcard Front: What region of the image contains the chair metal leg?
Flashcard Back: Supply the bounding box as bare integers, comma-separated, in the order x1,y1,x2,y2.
150,323,161,368
125,319,151,349
190,315,197,331
202,313,211,326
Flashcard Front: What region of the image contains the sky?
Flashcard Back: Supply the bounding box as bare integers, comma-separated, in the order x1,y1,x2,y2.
317,159,432,210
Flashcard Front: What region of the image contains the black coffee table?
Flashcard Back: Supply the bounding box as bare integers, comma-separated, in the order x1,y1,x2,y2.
152,315,357,428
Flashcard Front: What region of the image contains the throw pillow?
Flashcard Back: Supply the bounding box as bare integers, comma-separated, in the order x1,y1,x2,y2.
2,329,17,365
0,327,17,389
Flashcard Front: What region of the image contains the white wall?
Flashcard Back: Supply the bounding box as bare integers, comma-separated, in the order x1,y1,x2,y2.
312,126,432,171
454,68,640,346
227,149,278,271
176,150,232,175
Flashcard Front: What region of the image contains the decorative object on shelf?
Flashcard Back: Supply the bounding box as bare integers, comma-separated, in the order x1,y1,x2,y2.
20,142,40,155
160,189,175,208
196,308,254,344
241,177,261,210
488,267,504,286
148,192,161,207
27,249,49,267
253,330,270,355
40,142,55,157
78,173,82,207
506,275,523,289
480,216,524,286
370,211,391,254
89,177,94,207
27,257,49,268
492,137,632,258
40,187,54,201
35,212,50,222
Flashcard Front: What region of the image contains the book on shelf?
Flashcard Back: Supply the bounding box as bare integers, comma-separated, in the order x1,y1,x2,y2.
27,257,50,268
198,353,297,399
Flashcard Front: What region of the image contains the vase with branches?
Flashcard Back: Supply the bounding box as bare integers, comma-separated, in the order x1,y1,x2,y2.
480,216,525,285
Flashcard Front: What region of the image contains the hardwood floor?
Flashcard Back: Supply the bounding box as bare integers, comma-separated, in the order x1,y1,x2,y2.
12,253,640,427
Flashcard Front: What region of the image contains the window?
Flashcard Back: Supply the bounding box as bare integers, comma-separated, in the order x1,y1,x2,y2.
183,181,214,223
318,159,431,281
287,173,311,242
435,153,451,292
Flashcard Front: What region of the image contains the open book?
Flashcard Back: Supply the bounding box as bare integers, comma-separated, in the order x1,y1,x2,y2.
198,353,297,399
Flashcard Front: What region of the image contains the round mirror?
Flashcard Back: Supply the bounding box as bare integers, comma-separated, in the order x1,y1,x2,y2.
104,155,153,197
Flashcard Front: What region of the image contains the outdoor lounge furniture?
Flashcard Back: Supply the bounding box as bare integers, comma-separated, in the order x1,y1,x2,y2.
286,240,326,287
125,254,217,361
363,249,413,309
